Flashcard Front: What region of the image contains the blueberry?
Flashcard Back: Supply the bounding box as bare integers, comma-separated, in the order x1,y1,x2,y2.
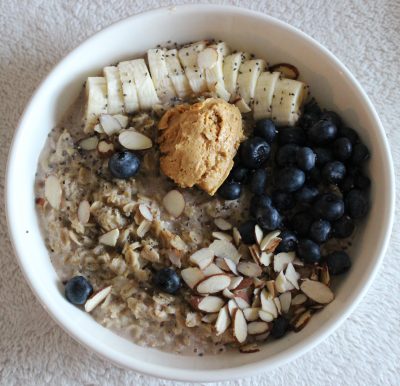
326,251,351,275
309,219,331,244
275,230,298,253
308,120,337,145
291,211,313,237
332,137,352,161
271,316,290,339
240,137,271,169
322,161,346,184
313,193,345,221
154,268,181,294
332,215,355,238
296,147,316,171
308,167,322,183
276,167,305,192
300,99,322,129
218,180,242,200
304,98,322,116
297,239,321,263
272,190,295,211
354,173,371,190
345,189,369,219
338,127,359,144
276,144,299,166
351,143,370,165
254,119,277,144
65,276,93,305
256,205,282,231
294,184,319,204
278,127,305,146
250,169,269,195
250,194,272,217
109,151,140,179
321,110,342,128
314,147,333,166
238,220,257,244
229,166,249,183
340,175,355,193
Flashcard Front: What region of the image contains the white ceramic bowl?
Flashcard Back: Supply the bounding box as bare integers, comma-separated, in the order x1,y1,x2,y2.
6,4,395,382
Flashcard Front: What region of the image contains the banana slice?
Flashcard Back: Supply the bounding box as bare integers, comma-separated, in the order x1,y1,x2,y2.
178,41,208,94
271,78,308,126
223,52,251,98
165,49,191,98
253,71,281,120
126,59,160,110
198,42,231,101
103,66,125,114
83,77,108,133
117,61,140,114
237,59,267,106
147,48,176,103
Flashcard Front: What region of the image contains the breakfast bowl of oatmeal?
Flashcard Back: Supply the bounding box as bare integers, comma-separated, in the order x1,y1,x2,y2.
5,4,394,382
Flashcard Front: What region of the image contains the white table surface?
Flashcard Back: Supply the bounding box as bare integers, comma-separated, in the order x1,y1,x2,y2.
1,0,399,385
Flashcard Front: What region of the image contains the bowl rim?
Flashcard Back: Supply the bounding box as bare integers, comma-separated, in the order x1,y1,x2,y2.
5,3,395,382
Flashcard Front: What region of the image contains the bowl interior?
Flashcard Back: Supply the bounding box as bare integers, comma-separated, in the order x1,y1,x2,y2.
6,5,394,382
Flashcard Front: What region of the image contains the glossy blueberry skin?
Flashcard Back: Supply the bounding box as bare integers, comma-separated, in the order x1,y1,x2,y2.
309,219,331,244
238,220,257,244
322,161,346,184
314,147,333,166
249,194,272,217
278,127,306,146
308,119,337,145
276,144,299,166
240,137,271,169
332,137,353,161
326,251,351,275
332,215,355,239
350,143,370,165
154,268,181,294
296,147,316,171
256,205,282,231
291,211,313,237
254,119,277,144
338,127,359,144
345,189,369,219
321,110,342,128
250,169,269,195
294,184,319,204
275,230,298,253
271,316,290,339
108,151,140,179
229,166,249,183
65,276,93,305
218,180,242,200
276,167,305,192
354,173,371,190
313,193,345,221
271,190,295,211
297,239,321,263
340,175,355,193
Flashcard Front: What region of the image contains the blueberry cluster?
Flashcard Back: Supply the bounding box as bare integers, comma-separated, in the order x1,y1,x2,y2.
219,99,370,274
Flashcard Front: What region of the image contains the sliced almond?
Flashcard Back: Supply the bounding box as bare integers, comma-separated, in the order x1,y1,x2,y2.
198,296,225,313
235,98,252,113
215,257,230,271
259,251,273,267
279,292,292,314
232,227,241,246
266,280,277,298
300,279,334,304
260,289,278,318
248,244,261,263
285,263,300,289
292,306,307,317
99,114,122,136
78,200,90,224
163,190,185,218
235,277,254,291
269,63,299,80
227,298,238,316
255,332,270,341
181,267,205,289
209,240,241,265
292,309,313,332
69,231,82,246
113,114,129,129
190,248,214,270
239,343,260,353
223,257,238,275
293,257,304,266
253,277,266,289
275,271,295,293
197,47,218,69
99,228,119,247
232,308,248,343
79,136,99,150
196,274,231,294
85,286,112,312
45,175,62,210
97,140,114,156
260,230,281,252
248,321,269,335
274,297,282,315
258,310,274,322
212,231,233,242
93,123,104,134
320,264,331,286
234,296,250,309
138,204,153,221
215,305,231,335
254,225,263,245
119,130,152,150
243,307,260,322
228,276,244,290
273,252,295,272
214,218,232,231
291,293,308,306
136,219,151,238
201,313,218,323
202,263,223,276
237,261,262,277
223,288,235,299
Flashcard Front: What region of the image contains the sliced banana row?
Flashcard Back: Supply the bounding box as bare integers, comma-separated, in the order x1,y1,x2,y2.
84,41,308,132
